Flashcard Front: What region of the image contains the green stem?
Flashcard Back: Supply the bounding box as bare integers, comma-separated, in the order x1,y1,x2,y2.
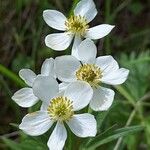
0,75,21,121
113,108,136,150
88,106,93,114
69,0,79,16
113,92,150,150
114,85,135,106
68,129,72,150
0,64,25,87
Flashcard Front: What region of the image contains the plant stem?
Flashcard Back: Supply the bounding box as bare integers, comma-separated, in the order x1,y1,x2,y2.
114,85,135,107
88,106,93,114
0,75,21,121
68,129,72,150
69,0,79,16
0,64,25,87
113,109,136,150
113,93,150,150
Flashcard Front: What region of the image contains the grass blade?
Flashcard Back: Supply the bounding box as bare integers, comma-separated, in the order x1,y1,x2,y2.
85,125,143,150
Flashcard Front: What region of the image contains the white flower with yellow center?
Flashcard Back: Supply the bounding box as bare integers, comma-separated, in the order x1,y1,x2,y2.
43,0,114,58
12,58,55,107
55,39,130,111
19,76,97,150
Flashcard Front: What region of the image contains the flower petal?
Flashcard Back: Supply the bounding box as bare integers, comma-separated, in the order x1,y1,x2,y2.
12,88,39,108
74,0,97,23
77,38,97,64
45,33,73,51
19,69,36,87
101,68,129,85
40,92,64,111
19,111,53,136
55,55,80,82
64,81,93,111
43,10,67,31
67,113,97,137
33,75,59,103
90,87,115,111
41,58,56,78
47,122,67,150
59,82,69,92
95,55,119,75
71,35,82,59
85,24,115,39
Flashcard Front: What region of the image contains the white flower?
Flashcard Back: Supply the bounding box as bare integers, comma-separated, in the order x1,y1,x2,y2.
43,0,115,57
55,39,129,111
12,58,55,108
19,75,97,150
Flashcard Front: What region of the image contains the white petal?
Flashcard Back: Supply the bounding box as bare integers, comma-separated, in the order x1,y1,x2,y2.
12,88,39,108
95,55,119,75
67,113,97,137
40,102,49,111
47,122,67,150
90,87,115,111
59,82,69,92
40,93,64,111
33,76,59,103
101,68,129,85
41,58,56,78
64,81,93,111
71,35,82,59
19,111,53,136
77,38,97,64
55,55,80,82
43,10,67,31
45,33,73,51
85,24,115,39
19,69,36,87
74,0,97,23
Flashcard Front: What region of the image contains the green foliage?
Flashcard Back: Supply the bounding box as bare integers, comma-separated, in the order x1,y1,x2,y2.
119,51,150,100
2,137,48,150
12,54,34,73
83,125,144,150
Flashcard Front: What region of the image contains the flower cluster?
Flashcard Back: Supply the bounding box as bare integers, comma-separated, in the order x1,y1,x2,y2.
12,0,129,150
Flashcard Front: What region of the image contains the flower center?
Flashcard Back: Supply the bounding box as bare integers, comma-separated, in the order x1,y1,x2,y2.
65,15,89,36
76,64,103,87
47,96,74,122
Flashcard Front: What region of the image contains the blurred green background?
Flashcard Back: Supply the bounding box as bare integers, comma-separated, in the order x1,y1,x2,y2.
0,0,150,149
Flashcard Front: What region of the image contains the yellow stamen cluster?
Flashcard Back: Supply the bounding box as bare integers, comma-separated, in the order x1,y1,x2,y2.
47,96,74,122
76,64,103,87
65,15,89,36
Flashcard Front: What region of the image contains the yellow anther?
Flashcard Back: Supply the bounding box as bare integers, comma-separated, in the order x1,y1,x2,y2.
65,15,89,36
47,96,74,122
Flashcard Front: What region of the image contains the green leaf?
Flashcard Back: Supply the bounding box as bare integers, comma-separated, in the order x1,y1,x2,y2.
84,125,143,150
114,85,135,106
2,135,48,150
119,51,150,100
96,111,110,131
2,138,21,150
125,134,139,150
0,64,26,87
